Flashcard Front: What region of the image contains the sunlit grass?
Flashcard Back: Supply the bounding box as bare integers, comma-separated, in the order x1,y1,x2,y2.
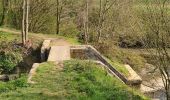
0,31,20,42
0,27,80,45
105,58,130,77
0,60,149,100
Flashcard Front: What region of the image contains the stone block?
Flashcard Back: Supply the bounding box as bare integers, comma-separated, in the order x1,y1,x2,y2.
124,64,142,86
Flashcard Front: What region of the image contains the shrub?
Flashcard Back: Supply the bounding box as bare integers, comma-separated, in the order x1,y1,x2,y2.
118,33,144,48
60,21,80,38
0,52,20,72
0,40,23,73
94,41,115,55
10,76,28,88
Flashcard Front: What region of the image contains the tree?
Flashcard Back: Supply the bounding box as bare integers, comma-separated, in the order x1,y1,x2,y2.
56,0,65,34
84,0,89,44
0,0,9,26
22,0,30,45
96,0,115,42
22,0,26,45
56,0,60,34
28,0,56,33
141,0,170,99
25,0,29,41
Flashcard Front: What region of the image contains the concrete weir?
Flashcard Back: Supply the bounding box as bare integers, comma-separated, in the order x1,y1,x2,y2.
45,44,142,86
28,40,164,98
30,40,142,87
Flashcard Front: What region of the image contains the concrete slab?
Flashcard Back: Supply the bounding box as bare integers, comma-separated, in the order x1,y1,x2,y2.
124,64,142,85
48,46,70,62
41,40,51,62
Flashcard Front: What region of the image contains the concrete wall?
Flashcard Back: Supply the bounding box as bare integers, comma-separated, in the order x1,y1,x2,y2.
70,45,142,86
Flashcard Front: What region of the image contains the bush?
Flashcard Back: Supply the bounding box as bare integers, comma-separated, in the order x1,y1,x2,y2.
10,76,28,88
94,41,115,55
60,21,80,38
0,40,23,73
0,52,20,72
118,33,144,48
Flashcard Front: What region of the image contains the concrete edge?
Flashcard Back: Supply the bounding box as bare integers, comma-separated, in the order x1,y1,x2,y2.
70,45,128,83
27,63,40,84
124,64,142,86
87,45,128,83
41,40,51,62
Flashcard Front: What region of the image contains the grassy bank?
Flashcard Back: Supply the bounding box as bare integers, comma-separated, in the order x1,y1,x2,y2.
0,60,149,100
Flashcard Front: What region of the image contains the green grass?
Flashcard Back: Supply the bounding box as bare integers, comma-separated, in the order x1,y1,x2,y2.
112,61,130,77
0,60,149,100
0,31,20,42
54,34,80,45
0,75,29,93
103,47,147,72
106,58,130,77
0,27,80,45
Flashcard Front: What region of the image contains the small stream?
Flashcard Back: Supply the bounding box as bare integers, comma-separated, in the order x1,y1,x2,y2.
139,66,167,100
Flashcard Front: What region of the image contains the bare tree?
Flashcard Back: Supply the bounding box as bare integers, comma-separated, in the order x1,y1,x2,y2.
22,0,26,45
25,0,30,41
56,0,64,34
56,0,60,34
97,0,115,42
21,0,30,45
141,0,170,99
84,0,89,44
0,0,9,26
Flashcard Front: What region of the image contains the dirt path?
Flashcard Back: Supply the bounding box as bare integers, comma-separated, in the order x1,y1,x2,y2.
50,39,71,46
0,28,20,34
0,28,71,46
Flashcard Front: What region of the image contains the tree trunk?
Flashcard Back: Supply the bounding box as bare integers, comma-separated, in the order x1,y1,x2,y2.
84,0,89,44
25,0,30,41
0,0,9,26
22,0,26,45
97,0,102,42
56,0,60,34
